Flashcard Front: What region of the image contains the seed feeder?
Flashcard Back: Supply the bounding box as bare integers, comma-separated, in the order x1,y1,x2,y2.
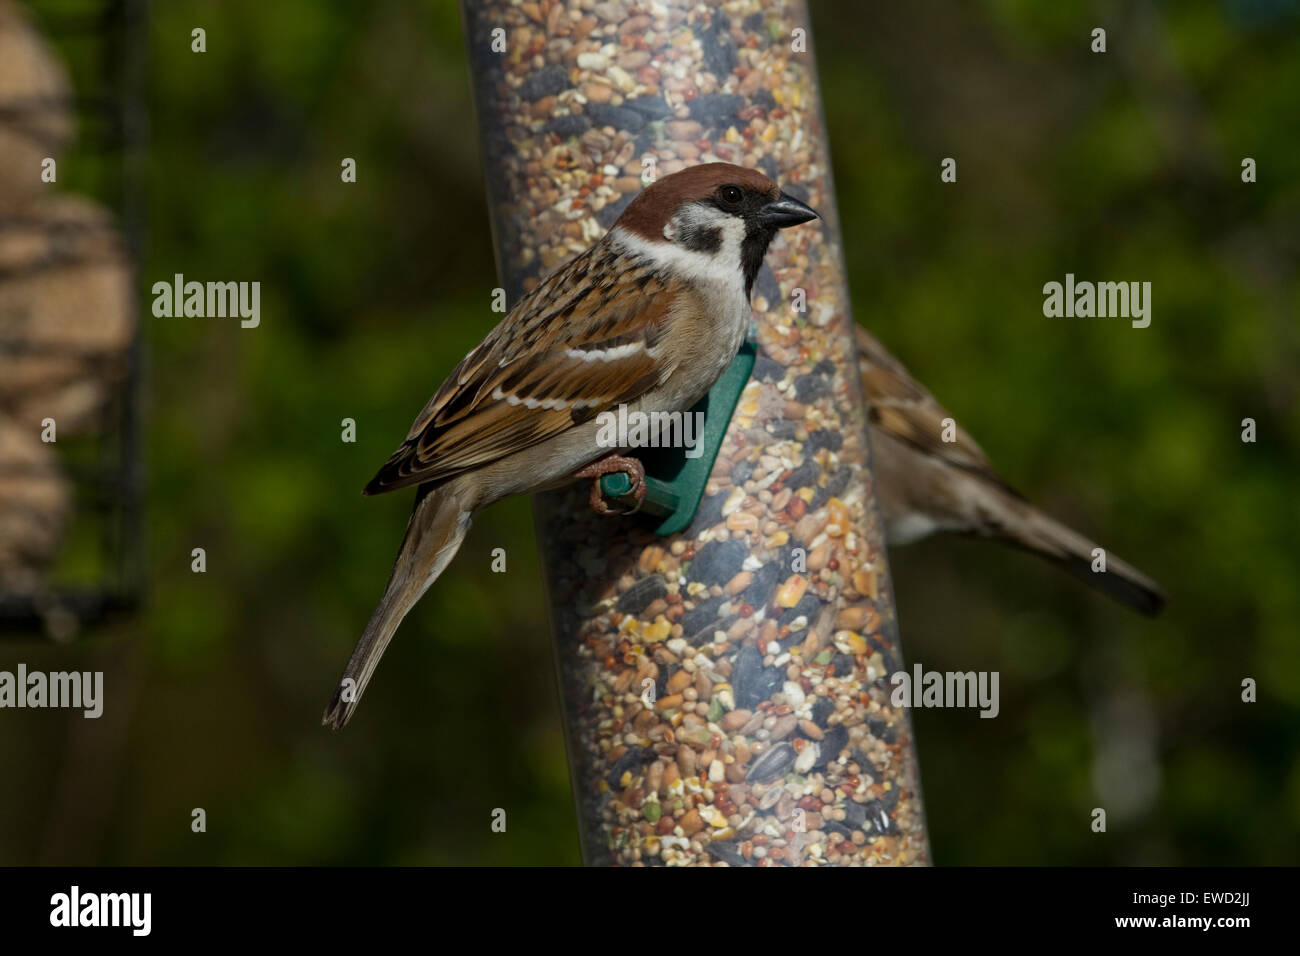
461,0,929,866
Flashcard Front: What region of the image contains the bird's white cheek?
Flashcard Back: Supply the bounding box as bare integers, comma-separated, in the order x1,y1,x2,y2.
718,219,746,262
608,226,746,301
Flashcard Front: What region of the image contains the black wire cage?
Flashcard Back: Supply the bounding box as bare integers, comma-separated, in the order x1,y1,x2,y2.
0,0,146,636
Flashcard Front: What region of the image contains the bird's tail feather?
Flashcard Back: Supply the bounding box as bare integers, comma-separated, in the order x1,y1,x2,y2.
1008,506,1167,616
322,485,472,730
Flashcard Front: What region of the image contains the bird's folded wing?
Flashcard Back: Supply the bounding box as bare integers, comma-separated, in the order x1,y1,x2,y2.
364,249,689,494
855,324,1023,499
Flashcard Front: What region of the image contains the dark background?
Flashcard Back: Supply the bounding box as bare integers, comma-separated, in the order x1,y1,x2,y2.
2,0,1297,865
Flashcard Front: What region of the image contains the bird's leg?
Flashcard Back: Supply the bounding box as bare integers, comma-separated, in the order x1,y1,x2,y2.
573,454,646,515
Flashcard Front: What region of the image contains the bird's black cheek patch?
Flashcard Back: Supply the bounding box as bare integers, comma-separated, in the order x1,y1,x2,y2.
680,225,722,253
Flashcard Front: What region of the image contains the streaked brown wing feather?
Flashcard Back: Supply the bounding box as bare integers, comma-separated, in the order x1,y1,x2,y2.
855,324,1023,499
365,246,685,494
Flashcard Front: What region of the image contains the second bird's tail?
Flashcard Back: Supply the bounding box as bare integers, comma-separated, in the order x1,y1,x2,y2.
1006,504,1167,616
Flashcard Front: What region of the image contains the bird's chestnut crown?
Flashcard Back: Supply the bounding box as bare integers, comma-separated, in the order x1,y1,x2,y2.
616,162,819,245
614,163,819,296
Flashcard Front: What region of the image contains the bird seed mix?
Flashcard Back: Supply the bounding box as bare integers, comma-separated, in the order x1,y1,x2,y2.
462,0,930,866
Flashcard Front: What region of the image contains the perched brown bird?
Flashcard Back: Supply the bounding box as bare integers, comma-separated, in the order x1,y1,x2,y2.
856,324,1166,615
324,163,818,728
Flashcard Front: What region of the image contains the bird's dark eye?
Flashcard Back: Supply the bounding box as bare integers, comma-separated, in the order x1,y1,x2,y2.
717,185,744,207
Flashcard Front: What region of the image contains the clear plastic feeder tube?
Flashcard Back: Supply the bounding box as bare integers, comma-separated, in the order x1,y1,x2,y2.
461,0,928,866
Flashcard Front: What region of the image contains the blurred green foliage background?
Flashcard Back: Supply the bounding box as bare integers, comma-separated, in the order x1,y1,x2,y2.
1,0,1297,865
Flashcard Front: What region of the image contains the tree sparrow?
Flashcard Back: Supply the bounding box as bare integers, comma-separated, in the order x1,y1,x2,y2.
323,163,818,728
855,324,1167,615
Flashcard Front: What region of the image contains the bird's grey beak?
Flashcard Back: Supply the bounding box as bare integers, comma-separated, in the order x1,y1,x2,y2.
758,192,820,229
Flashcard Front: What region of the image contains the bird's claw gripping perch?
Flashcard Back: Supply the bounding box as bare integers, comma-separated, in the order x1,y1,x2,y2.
574,455,646,515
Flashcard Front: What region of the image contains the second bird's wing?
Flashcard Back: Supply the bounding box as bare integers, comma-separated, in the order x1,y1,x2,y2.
855,323,1023,500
